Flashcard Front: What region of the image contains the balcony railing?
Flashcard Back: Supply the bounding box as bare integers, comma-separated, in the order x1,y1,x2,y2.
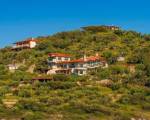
13,44,30,49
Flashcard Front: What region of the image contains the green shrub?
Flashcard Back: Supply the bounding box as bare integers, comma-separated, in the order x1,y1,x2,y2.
48,81,76,89
18,99,46,111
142,103,150,110
70,101,112,115
53,74,71,81
47,97,64,105
18,89,32,97
22,112,45,120
111,83,121,91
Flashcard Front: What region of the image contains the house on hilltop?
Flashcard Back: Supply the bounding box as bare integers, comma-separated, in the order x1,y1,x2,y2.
47,53,108,76
102,25,120,31
82,25,120,32
12,38,37,50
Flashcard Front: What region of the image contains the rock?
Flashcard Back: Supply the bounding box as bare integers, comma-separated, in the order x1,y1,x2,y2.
76,81,82,86
2,99,18,108
96,79,113,87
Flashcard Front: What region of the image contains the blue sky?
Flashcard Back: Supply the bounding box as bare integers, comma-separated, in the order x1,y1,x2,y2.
0,0,150,48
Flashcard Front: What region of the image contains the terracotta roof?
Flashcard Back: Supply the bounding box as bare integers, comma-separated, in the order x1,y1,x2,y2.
58,56,106,64
14,38,37,44
49,53,71,57
58,59,83,64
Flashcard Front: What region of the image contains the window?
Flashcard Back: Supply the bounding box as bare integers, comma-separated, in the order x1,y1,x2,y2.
63,64,67,68
74,70,78,74
65,57,68,60
70,64,75,68
48,57,54,61
79,64,83,67
58,57,61,60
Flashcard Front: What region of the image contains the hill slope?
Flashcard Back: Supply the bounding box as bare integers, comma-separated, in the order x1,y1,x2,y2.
0,26,150,119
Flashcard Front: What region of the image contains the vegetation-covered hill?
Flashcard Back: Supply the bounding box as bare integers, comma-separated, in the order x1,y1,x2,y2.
0,26,150,120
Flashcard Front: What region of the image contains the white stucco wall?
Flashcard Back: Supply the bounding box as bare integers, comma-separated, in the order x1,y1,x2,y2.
29,41,37,48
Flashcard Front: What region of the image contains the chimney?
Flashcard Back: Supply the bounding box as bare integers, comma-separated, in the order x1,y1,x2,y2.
83,55,87,61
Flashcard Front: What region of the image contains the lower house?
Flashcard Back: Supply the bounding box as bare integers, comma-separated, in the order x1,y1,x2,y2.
117,56,125,62
12,38,37,50
8,64,18,70
47,53,108,76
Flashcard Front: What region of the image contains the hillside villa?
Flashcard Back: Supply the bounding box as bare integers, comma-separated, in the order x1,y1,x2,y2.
102,25,120,30
47,53,108,76
117,56,125,62
12,38,37,50
82,25,120,31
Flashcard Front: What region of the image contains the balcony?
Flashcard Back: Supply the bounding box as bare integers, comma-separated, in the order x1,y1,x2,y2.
12,44,30,49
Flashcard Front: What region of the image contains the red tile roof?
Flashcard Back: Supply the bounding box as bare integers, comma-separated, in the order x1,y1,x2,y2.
57,56,106,64
49,53,71,57
14,38,37,44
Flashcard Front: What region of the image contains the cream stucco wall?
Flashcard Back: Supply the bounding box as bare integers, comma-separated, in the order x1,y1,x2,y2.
29,41,37,48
